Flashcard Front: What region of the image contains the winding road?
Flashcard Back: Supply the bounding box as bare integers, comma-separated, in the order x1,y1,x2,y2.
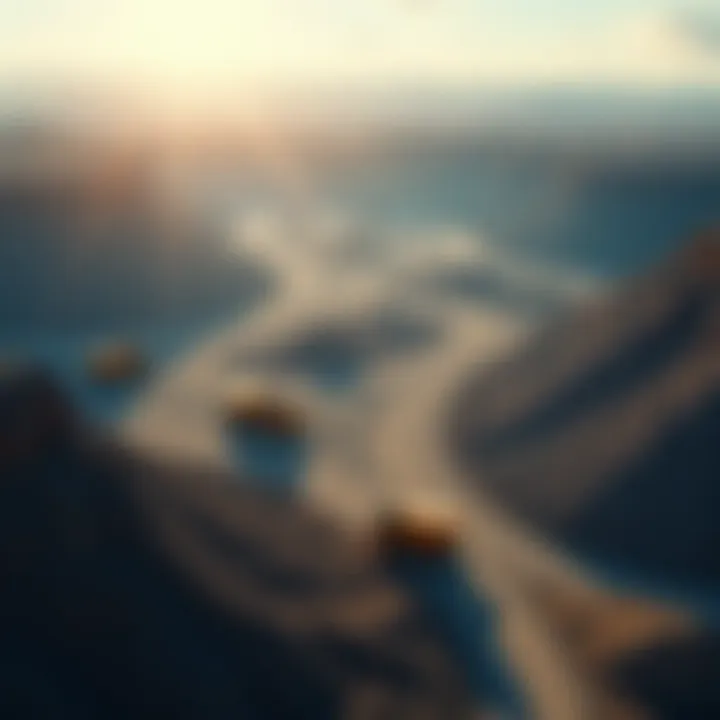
122,217,605,719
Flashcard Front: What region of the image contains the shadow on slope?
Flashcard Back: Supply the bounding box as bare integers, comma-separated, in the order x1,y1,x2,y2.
612,631,720,719
449,229,720,587
564,387,720,587
0,367,472,719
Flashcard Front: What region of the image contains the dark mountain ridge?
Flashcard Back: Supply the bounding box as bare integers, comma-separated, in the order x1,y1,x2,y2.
449,228,720,587
0,367,473,719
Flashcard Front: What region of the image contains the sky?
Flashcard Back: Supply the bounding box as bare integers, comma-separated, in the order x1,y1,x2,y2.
0,0,719,100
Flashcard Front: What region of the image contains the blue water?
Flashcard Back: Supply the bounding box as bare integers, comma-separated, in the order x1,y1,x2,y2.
226,426,310,492
2,316,252,425
0,199,272,423
309,142,720,280
3,140,718,423
392,555,527,717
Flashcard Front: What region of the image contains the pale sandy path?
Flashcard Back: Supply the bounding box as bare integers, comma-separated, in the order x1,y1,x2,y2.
122,224,601,719
359,303,601,719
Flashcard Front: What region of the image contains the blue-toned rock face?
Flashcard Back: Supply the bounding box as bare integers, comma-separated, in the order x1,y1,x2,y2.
0,364,76,469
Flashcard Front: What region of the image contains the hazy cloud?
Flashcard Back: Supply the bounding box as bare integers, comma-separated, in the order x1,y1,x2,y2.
675,9,720,55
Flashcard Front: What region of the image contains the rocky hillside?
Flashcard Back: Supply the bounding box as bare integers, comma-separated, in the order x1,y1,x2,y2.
0,366,474,719
449,229,720,586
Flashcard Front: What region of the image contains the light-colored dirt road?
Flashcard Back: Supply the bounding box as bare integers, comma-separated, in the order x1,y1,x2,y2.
122,222,602,719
